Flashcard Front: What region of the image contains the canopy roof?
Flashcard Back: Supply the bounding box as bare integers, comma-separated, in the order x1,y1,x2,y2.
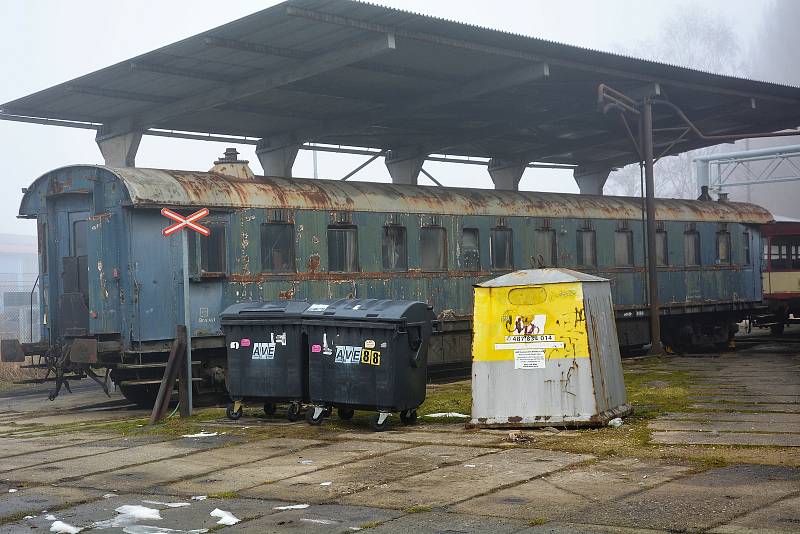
3,0,800,170
19,164,774,225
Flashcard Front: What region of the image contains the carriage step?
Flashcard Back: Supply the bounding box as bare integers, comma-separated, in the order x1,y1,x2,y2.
14,375,84,385
116,361,201,370
118,378,203,387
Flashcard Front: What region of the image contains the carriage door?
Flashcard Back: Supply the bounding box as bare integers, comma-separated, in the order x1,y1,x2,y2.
57,210,90,338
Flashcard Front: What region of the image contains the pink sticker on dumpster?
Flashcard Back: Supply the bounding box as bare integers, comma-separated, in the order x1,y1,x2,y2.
311,344,322,353
240,338,251,347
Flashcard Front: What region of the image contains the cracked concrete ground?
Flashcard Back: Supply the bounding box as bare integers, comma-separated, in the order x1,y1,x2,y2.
0,337,798,533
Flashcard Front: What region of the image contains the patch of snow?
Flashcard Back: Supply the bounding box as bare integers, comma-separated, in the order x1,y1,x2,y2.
45,514,58,521
8,488,17,493
142,500,191,508
300,518,337,525
608,418,623,428
24,515,35,520
190,496,207,501
122,527,208,534
50,521,83,534
319,481,332,486
103,493,117,499
181,432,217,438
94,505,163,529
274,504,310,510
298,460,314,465
209,509,240,526
423,412,469,418
463,464,477,468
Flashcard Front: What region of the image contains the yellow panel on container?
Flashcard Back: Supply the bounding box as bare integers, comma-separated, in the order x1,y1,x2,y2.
473,281,590,364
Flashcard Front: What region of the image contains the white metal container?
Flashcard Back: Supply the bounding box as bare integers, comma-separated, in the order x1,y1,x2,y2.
470,268,631,428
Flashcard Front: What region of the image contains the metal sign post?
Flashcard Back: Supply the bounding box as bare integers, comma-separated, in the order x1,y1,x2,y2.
161,207,210,417
181,230,193,416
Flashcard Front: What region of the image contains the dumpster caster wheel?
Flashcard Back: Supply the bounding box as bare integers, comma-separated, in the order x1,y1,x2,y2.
337,407,355,421
263,402,276,416
287,403,300,422
306,406,325,426
226,403,243,421
400,409,417,425
371,412,391,432
322,406,333,418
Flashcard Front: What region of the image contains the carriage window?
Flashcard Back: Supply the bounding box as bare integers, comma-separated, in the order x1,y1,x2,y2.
684,230,701,266
382,225,407,271
261,223,295,272
490,227,513,270
534,229,557,267
614,230,634,266
743,232,751,266
716,228,731,264
656,230,668,266
39,222,47,274
420,226,447,271
200,222,227,274
328,226,358,272
770,237,800,270
72,220,88,257
461,228,480,271
577,229,597,267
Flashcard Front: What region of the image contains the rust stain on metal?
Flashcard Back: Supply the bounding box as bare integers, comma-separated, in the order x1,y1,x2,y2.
306,253,321,273
278,287,295,300
105,168,772,224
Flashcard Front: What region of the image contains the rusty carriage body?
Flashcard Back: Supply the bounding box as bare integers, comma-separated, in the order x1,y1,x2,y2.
10,154,772,405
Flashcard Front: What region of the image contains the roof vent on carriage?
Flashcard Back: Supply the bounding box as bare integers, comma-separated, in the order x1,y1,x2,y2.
210,148,255,181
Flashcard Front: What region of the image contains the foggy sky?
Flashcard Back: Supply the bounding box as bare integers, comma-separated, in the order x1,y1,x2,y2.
0,0,780,236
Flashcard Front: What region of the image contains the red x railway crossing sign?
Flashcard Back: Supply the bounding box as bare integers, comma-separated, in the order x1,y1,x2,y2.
161,208,210,237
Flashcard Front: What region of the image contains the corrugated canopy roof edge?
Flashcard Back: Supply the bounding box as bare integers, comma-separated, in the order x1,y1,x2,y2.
477,269,609,288
19,164,774,224
2,0,800,169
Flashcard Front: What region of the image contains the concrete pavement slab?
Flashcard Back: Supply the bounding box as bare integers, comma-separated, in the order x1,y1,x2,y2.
174,439,410,497
651,430,800,446
6,438,221,484
224,503,403,533
710,495,800,533
74,438,324,492
560,465,800,532
338,448,592,509
450,458,691,521
658,412,800,423
648,419,800,433
689,403,800,413
0,440,130,472
365,511,530,534
689,395,799,404
0,485,104,522
334,430,506,447
265,444,499,503
521,522,670,533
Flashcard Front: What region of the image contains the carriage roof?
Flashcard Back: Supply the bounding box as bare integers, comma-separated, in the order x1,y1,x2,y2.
20,164,773,225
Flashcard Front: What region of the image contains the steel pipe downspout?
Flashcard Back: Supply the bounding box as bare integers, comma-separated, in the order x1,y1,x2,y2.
642,98,663,354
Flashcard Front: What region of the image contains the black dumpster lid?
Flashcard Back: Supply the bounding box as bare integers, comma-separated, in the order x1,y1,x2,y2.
302,299,434,323
220,300,311,320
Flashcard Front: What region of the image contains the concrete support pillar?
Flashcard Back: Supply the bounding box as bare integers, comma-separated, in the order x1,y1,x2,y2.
573,168,611,195
256,137,300,178
488,158,527,190
385,147,427,185
96,130,142,167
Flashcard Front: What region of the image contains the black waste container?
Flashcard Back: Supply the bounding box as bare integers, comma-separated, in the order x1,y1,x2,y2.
302,299,435,431
220,301,310,421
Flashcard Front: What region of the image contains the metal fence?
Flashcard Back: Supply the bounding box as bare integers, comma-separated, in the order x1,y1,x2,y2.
0,280,40,344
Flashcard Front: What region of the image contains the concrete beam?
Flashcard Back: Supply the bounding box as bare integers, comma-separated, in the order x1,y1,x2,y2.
96,130,142,167
574,167,611,195
385,148,427,185
256,137,300,178
488,158,527,190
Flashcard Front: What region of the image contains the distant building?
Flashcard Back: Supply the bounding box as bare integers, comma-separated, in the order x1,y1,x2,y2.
0,234,39,342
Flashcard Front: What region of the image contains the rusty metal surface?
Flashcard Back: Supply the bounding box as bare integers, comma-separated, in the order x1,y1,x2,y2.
68,338,98,364
0,339,26,362
109,166,773,224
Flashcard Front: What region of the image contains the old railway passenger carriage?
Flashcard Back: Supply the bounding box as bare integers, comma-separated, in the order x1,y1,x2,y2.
15,153,772,405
